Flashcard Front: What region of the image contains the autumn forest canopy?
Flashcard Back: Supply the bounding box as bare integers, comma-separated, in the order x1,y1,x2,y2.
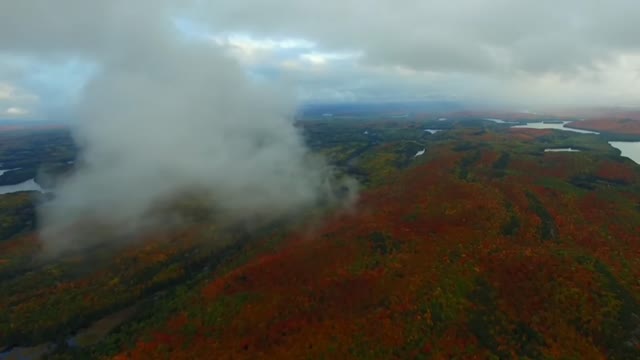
3,1,640,359
0,113,639,359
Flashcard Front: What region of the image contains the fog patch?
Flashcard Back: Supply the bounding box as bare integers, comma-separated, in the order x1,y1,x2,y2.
34,5,357,258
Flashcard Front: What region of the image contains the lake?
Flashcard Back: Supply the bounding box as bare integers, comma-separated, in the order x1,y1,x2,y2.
0,179,43,195
510,121,640,165
484,118,515,124
544,148,581,152
609,142,640,165
512,121,600,134
0,343,55,360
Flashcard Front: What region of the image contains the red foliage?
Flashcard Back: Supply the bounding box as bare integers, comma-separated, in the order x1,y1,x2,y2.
115,130,640,359
596,162,637,183
508,128,553,141
567,118,640,135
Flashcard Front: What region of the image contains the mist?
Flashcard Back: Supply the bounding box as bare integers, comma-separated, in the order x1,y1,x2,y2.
14,2,357,257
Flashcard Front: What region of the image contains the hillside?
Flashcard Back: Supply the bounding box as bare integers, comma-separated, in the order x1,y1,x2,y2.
2,119,640,359
112,122,640,359
567,118,640,137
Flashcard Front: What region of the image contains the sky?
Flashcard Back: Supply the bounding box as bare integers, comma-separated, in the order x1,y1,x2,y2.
1,0,640,120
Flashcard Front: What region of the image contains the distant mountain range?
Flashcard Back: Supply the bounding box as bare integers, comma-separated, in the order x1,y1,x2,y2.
297,101,466,119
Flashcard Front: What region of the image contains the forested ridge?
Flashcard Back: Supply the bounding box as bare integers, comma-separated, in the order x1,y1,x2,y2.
1,120,640,359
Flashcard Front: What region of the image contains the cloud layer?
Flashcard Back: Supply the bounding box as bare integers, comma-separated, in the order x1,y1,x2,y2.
195,0,640,73
0,1,355,256
2,1,640,113
187,0,640,106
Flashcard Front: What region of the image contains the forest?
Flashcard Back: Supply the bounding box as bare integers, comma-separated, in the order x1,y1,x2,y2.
1,116,640,359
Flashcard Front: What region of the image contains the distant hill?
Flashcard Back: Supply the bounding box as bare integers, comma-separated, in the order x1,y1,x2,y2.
298,101,465,119
567,118,640,136
0,120,67,133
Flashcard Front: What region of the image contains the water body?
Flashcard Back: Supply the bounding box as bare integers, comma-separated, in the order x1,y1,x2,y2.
544,148,581,152
0,179,43,195
1,307,137,359
509,121,640,165
484,118,511,124
67,307,137,348
512,121,600,134
609,141,640,165
0,343,56,360
414,149,426,157
424,129,442,134
0,168,20,176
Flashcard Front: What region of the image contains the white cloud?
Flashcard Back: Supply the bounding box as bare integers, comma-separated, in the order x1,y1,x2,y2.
0,0,357,256
0,82,17,100
300,51,360,66
204,33,317,65
210,34,314,50
0,81,39,119
0,82,38,102
5,106,28,116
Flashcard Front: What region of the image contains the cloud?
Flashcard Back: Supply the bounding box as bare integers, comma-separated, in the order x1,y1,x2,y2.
5,1,640,108
299,51,361,66
185,0,640,107
5,107,28,116
0,83,13,100
191,0,640,73
0,81,39,119
0,1,356,257
0,82,37,102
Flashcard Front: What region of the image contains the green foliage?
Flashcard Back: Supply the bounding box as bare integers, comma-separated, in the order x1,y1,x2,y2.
368,232,399,256
526,191,558,241
468,279,544,359
492,152,510,177
0,192,36,241
501,202,520,237
593,261,640,357
458,150,481,180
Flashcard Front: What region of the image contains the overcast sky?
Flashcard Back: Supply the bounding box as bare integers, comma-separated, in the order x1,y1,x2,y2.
1,0,640,120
